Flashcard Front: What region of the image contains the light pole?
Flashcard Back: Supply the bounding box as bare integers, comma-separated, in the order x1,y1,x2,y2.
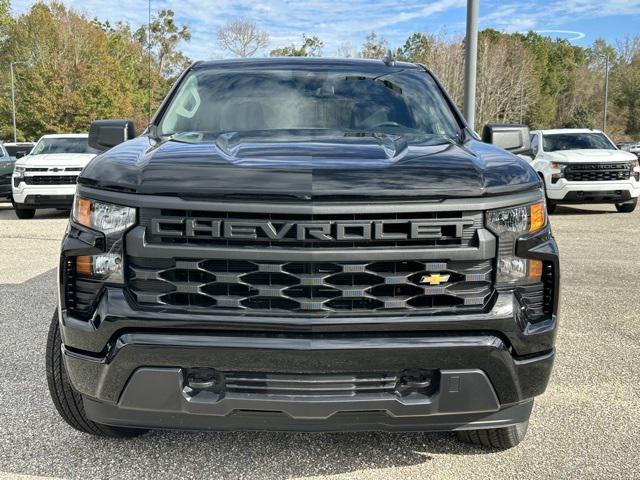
463,0,479,131
601,54,610,132
10,61,27,143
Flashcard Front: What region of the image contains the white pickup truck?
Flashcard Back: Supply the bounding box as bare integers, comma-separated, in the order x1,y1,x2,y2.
11,134,99,219
528,129,640,213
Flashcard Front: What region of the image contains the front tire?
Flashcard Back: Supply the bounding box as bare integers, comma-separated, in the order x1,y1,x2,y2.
615,198,637,213
13,201,36,219
546,199,557,215
456,421,529,450
540,175,557,214
46,310,148,438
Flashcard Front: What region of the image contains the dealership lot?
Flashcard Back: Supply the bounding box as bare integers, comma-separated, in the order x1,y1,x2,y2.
0,203,638,480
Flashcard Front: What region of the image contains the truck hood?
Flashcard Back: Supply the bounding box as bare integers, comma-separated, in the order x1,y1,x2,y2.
545,149,636,163
16,153,96,169
80,131,540,199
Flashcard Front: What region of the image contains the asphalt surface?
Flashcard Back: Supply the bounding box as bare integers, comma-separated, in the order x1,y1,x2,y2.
0,202,639,480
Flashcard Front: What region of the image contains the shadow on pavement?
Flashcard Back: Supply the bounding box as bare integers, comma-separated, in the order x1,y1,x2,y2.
0,203,70,220
550,205,620,216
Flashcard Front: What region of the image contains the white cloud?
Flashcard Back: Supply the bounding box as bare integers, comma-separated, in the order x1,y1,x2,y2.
535,30,586,41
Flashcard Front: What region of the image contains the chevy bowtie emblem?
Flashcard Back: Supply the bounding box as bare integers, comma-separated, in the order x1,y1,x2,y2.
420,273,450,285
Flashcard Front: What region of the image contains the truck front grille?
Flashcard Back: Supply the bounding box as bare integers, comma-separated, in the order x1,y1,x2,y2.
564,163,631,182
224,372,400,397
127,257,494,315
24,175,78,185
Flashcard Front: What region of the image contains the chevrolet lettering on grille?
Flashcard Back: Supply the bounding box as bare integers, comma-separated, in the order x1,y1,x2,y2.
150,218,475,242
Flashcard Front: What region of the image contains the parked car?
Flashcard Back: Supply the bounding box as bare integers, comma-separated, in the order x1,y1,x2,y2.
0,143,13,200
3,141,35,161
528,129,640,213
47,58,559,450
11,134,99,219
617,141,640,158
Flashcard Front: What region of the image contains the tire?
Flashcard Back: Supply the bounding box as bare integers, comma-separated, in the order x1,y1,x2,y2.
540,174,557,214
46,309,148,438
545,200,557,215
13,204,36,219
615,198,637,213
456,420,529,450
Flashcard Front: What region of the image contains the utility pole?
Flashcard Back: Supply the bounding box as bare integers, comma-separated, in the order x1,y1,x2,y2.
463,0,479,131
602,54,609,132
519,83,524,124
10,61,26,143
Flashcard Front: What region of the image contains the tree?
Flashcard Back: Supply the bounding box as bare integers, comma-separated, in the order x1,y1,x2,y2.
0,2,190,140
336,41,356,58
0,0,11,32
216,20,268,58
360,31,387,59
135,9,191,78
397,32,465,104
270,34,323,57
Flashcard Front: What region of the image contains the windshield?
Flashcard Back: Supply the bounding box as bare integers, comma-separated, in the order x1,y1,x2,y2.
158,67,461,143
5,145,32,157
543,133,615,152
31,137,98,155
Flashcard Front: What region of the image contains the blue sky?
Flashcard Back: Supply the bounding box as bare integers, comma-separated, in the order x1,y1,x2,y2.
10,0,640,59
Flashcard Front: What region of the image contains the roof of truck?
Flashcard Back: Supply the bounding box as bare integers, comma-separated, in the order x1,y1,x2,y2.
38,133,88,139
532,128,604,135
195,57,421,71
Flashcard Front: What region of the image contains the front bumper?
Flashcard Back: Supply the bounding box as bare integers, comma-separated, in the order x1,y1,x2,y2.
12,183,76,208
60,286,556,431
546,177,640,202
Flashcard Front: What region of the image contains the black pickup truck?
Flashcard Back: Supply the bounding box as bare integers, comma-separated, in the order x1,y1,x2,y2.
47,58,559,450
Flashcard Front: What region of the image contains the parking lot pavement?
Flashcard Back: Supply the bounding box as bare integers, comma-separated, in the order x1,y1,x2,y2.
0,205,68,284
0,203,639,480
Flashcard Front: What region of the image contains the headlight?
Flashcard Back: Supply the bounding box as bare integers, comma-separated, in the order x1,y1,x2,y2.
14,166,26,174
486,202,546,284
72,196,136,284
76,253,124,283
549,162,567,182
549,162,568,171
486,202,546,239
73,196,136,234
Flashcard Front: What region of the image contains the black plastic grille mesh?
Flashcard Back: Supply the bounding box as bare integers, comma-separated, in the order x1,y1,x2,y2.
564,163,631,182
127,257,494,315
24,175,78,185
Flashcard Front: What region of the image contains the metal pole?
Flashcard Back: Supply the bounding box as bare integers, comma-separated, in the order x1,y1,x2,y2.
603,55,609,132
519,84,524,124
10,62,17,143
463,0,479,131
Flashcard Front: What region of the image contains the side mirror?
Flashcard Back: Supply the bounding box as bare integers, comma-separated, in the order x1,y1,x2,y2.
88,119,136,151
15,151,26,159
482,124,531,155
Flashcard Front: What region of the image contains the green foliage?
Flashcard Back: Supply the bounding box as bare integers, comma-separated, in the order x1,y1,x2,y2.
0,2,190,141
360,31,388,59
270,34,324,57
563,106,596,129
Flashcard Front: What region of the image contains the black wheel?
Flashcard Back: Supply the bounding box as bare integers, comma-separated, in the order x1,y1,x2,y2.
546,200,557,215
540,175,557,214
615,198,637,213
456,421,529,450
13,202,36,219
46,310,148,438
